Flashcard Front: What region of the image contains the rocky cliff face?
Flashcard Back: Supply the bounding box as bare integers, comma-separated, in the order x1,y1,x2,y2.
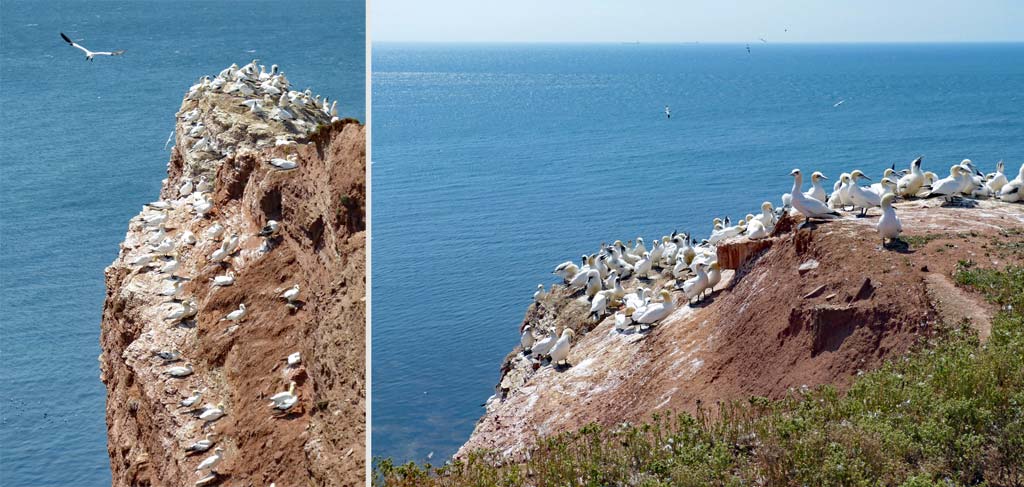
100,64,365,486
459,199,1024,457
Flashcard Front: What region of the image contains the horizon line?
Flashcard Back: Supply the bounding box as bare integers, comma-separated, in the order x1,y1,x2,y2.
373,40,1024,45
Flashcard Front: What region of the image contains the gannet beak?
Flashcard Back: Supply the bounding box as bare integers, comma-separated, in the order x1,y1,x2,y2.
862,175,873,181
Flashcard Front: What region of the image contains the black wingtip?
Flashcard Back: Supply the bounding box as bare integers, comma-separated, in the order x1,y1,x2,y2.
60,32,73,44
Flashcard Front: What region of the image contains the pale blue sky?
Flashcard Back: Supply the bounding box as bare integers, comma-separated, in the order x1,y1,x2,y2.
372,0,1024,43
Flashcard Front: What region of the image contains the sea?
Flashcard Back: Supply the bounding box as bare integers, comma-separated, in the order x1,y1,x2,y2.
371,42,1024,462
0,1,364,485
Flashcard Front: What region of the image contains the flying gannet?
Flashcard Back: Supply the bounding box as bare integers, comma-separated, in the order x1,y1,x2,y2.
60,32,125,61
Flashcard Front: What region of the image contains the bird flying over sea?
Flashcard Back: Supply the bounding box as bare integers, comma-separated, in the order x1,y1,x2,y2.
833,99,846,108
60,32,125,61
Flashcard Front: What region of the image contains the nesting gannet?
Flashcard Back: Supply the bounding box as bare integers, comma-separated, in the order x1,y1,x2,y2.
897,156,925,197
876,193,903,246
198,403,225,423
287,352,301,366
159,256,180,276
59,33,125,61
221,303,247,322
634,252,653,278
624,287,648,311
633,290,676,327
258,220,280,237
805,172,829,203
209,241,231,263
589,290,612,321
997,163,1024,202
706,262,722,292
195,447,224,472
746,217,769,240
165,301,192,321
129,253,155,267
166,365,193,378
224,234,240,254
547,329,575,366
680,264,710,304
193,196,213,217
584,270,602,299
204,223,225,241
154,349,181,362
531,329,557,357
532,284,545,302
211,273,235,287
196,176,213,193
922,165,966,201
185,433,216,454
269,157,298,170
270,381,299,411
614,308,635,331
151,238,176,255
179,179,194,197
180,230,197,246
280,284,300,303
789,169,842,223
985,161,1008,194
180,390,202,408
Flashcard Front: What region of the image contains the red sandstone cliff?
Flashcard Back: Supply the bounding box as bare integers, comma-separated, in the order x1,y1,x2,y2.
460,199,1024,457
99,69,365,486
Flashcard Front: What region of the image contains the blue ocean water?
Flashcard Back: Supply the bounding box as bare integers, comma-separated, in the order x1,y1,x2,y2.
0,1,364,485
371,43,1024,461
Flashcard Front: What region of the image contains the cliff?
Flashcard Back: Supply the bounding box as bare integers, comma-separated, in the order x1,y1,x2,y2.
459,199,1024,458
99,63,365,486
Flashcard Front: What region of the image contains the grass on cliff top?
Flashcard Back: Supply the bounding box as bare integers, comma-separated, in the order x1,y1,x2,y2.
375,264,1024,487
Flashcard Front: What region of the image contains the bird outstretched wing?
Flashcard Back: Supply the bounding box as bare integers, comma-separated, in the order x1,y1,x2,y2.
60,32,89,54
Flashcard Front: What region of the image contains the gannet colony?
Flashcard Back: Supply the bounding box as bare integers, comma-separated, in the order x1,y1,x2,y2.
507,157,1022,394
99,60,360,486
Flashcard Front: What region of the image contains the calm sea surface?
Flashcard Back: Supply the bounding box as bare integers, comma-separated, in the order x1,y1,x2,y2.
371,42,1024,461
0,2,364,484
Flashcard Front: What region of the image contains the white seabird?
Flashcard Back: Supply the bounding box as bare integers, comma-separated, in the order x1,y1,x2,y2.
269,157,298,170
532,284,545,301
258,220,280,237
180,390,203,408
287,352,301,366
897,156,925,197
520,325,535,353
280,284,300,303
198,403,226,423
166,365,193,378
877,193,903,246
185,433,216,454
195,447,224,472
547,329,575,366
848,170,881,216
531,329,557,357
269,381,299,411
60,32,125,61
680,264,710,304
633,290,677,327
789,169,842,224
211,273,235,287
922,165,966,201
220,303,247,322
997,162,1024,202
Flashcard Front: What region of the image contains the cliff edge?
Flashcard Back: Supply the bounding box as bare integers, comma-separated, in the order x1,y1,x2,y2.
460,199,1024,458
99,63,365,486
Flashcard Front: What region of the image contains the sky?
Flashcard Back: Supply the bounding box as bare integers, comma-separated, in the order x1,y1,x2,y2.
372,0,1024,43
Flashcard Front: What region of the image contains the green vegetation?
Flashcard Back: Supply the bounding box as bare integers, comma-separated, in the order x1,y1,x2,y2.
902,233,947,249
376,265,1024,487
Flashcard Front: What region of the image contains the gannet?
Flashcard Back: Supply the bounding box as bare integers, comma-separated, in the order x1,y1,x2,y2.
204,223,225,241
806,172,829,203
847,170,881,216
589,290,612,321
280,284,300,303
159,280,183,298
520,325,535,353
165,301,192,321
876,193,903,246
634,252,652,278
897,156,925,197
706,262,721,292
269,157,298,170
984,161,1008,194
680,264,710,304
633,290,676,327
196,176,213,193
746,217,769,240
193,196,213,217
154,349,181,362
180,230,197,246
868,168,897,195
209,241,230,263
221,303,247,322
789,169,842,223
270,381,299,411
287,352,301,366
531,329,557,357
225,234,240,254
180,390,202,408
166,365,193,378
159,256,180,276
584,271,602,299
195,447,224,472
997,163,1023,202
922,165,965,201
258,220,280,237
614,308,635,331
185,434,216,454
129,253,154,267
151,238,175,255
59,32,125,61
198,403,225,423
211,273,235,287
566,261,593,290
624,287,648,311
547,329,575,366
532,284,545,301
147,224,167,246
